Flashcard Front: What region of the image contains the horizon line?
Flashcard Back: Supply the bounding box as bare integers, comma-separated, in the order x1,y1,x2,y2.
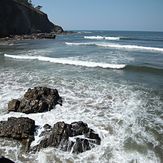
64,29,163,33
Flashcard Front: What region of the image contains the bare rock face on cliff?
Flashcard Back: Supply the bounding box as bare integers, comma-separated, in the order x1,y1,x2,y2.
0,0,63,38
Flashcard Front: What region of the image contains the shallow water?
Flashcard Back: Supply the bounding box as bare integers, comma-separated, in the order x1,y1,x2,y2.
0,31,163,162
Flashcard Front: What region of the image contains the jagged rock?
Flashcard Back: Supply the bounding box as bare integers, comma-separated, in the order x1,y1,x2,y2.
0,156,15,163
0,117,35,151
8,87,62,114
72,138,90,153
33,121,101,154
39,124,52,137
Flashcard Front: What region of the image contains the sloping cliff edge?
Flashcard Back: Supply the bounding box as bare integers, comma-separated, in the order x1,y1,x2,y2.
0,0,63,38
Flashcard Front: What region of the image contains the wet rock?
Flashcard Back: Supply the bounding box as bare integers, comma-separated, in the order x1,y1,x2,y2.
39,124,52,137
8,87,62,114
43,124,52,130
72,138,90,154
0,156,14,163
33,121,101,154
0,117,35,151
8,99,20,112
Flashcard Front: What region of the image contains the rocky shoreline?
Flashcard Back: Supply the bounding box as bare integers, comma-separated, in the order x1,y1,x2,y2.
0,87,101,162
0,31,76,43
0,33,56,42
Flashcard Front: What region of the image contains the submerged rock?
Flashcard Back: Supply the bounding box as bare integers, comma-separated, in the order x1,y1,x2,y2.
0,117,35,151
33,121,101,154
8,87,62,114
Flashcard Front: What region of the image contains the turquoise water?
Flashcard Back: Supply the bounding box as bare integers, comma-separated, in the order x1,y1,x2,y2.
0,31,163,162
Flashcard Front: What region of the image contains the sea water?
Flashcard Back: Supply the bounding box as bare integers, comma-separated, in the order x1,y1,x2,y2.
0,31,163,163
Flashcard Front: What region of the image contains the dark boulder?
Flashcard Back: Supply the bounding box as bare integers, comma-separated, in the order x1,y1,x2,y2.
32,121,101,154
8,87,62,114
0,156,15,163
0,117,35,151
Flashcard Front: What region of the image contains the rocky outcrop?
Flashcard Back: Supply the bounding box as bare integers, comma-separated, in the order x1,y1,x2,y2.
32,121,101,154
0,117,35,151
9,33,56,40
0,0,63,38
2,86,101,154
8,87,62,114
0,117,101,154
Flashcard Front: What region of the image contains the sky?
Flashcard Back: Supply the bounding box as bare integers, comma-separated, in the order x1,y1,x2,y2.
32,0,163,31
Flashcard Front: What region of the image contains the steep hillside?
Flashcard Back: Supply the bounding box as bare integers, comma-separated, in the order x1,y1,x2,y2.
0,0,63,38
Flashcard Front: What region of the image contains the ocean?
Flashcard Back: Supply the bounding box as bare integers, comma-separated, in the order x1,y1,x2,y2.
0,31,163,163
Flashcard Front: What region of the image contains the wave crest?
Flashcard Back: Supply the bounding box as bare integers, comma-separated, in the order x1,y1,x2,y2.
84,36,120,40
4,54,126,69
65,42,163,53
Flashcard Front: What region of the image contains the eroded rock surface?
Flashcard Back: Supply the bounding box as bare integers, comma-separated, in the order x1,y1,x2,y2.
0,117,35,140
8,87,62,114
33,121,101,154
0,117,35,151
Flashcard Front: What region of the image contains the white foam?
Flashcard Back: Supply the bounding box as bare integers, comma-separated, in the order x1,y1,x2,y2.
1,51,163,162
4,54,126,69
0,77,162,162
66,42,163,53
84,36,104,40
65,42,93,46
97,43,163,53
105,36,120,40
84,36,120,40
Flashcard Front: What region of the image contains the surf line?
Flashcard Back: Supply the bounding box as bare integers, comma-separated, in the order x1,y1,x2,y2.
4,54,126,69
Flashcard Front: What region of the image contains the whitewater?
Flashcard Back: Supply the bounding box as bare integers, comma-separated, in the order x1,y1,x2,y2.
4,54,126,69
0,30,163,163
84,36,120,40
65,42,163,53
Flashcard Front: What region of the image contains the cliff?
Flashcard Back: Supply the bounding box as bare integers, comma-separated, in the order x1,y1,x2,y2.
0,0,63,38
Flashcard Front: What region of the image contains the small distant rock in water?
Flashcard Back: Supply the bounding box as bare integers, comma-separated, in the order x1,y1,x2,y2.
0,156,15,163
8,87,62,114
32,121,101,154
0,117,35,151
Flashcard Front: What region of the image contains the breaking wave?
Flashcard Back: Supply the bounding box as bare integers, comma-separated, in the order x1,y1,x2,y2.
65,42,163,53
4,54,126,69
84,36,120,40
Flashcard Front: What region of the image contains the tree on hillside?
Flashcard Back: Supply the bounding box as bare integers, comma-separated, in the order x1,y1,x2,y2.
35,5,42,11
